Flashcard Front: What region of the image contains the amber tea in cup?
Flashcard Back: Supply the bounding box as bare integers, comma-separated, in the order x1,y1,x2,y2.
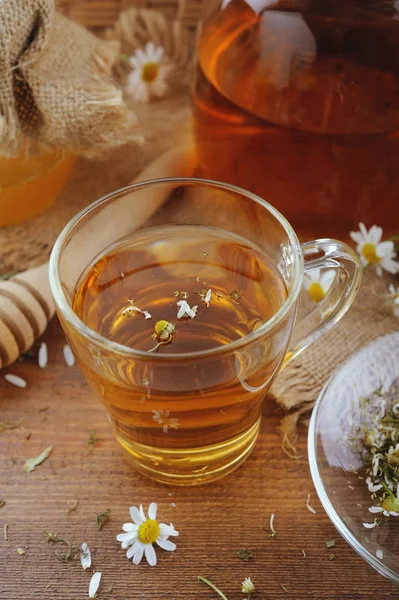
50,178,361,485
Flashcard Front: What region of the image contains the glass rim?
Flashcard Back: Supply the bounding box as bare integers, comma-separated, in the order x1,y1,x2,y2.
49,177,304,361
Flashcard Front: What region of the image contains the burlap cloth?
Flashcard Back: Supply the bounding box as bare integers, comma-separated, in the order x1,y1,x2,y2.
0,0,138,157
0,84,397,449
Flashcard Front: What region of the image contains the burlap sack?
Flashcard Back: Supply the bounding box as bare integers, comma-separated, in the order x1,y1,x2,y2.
0,0,138,157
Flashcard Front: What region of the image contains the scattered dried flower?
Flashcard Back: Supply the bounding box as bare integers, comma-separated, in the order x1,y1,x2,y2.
121,303,151,319
24,446,52,472
198,576,228,600
63,344,75,367
0,419,23,432
347,380,399,521
116,502,178,566
80,543,91,570
306,494,316,514
89,572,102,598
198,288,212,307
38,342,48,368
152,409,179,433
16,547,25,555
328,553,336,561
304,269,335,303
177,300,198,319
96,509,111,531
350,223,399,276
4,374,27,388
230,290,242,304
268,513,276,537
66,499,79,516
325,539,336,549
126,42,172,103
46,532,76,562
88,430,99,450
237,548,253,561
174,291,189,299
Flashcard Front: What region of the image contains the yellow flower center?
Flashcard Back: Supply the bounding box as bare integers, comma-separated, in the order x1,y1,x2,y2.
382,496,399,513
138,519,160,544
308,282,325,303
361,242,380,265
141,63,159,83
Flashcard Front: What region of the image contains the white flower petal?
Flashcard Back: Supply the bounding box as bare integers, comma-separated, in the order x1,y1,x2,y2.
320,270,335,292
362,522,377,529
80,543,91,570
132,543,145,565
89,572,101,598
63,344,75,367
369,506,384,513
369,225,383,245
38,342,48,368
122,522,137,532
139,504,146,521
376,548,384,560
156,538,176,551
144,543,157,566
159,523,179,538
4,374,27,388
130,505,145,525
148,502,157,520
127,540,141,559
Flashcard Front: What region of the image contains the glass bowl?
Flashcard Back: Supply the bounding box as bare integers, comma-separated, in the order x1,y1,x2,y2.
308,331,399,584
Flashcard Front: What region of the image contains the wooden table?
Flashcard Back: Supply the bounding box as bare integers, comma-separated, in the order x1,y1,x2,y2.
1,319,397,600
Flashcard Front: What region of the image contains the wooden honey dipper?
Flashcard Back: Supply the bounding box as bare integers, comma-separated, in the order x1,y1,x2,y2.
0,144,197,369
0,264,55,369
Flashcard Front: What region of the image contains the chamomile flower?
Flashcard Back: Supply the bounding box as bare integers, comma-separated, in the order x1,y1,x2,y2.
152,409,179,433
350,223,399,276
388,284,399,318
116,502,178,566
242,577,255,594
304,269,335,303
126,42,172,103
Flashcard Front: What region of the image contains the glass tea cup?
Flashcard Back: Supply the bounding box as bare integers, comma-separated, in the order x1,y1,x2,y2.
49,178,362,485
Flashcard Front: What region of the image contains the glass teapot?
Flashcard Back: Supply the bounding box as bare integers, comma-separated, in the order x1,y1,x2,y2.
192,0,399,240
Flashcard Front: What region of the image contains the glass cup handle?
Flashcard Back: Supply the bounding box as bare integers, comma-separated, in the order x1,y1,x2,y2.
284,239,362,366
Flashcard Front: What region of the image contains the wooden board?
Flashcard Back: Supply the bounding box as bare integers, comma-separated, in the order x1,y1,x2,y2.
0,318,396,599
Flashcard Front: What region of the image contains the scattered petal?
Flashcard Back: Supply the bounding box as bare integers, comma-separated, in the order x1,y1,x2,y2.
80,543,91,570
363,522,377,529
4,374,27,388
38,342,48,368
177,300,198,319
63,345,75,367
24,446,52,472
376,549,384,560
269,513,276,536
89,572,102,598
16,547,25,555
306,493,316,514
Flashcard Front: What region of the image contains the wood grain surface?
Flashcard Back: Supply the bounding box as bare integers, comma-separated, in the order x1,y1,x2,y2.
0,318,397,599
